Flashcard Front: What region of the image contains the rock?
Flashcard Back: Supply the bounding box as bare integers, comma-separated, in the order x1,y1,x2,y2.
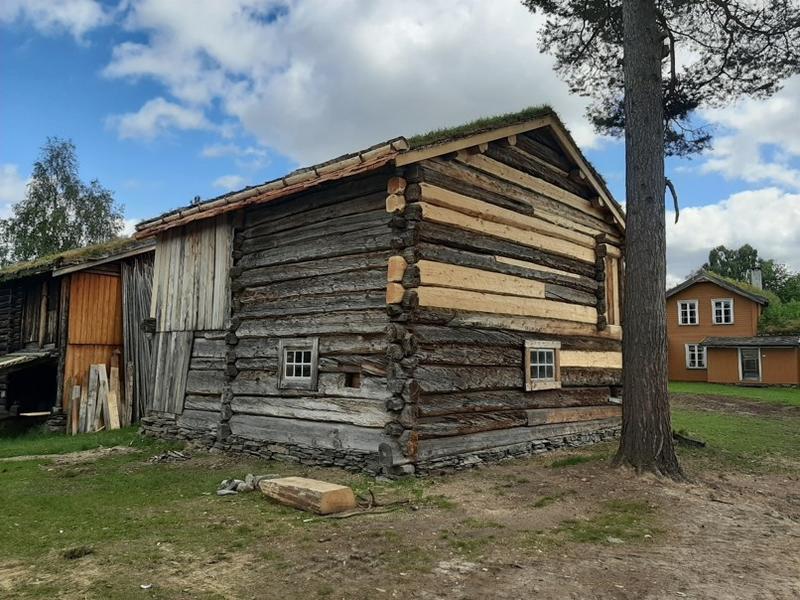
606,537,624,544
217,489,238,496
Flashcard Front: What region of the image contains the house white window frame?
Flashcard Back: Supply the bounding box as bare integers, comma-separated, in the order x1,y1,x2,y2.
685,344,707,369
277,337,319,390
524,340,562,391
737,347,762,382
711,298,735,325
677,299,699,326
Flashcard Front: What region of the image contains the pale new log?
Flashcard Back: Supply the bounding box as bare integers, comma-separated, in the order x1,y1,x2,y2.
420,182,596,248
526,405,621,426
417,260,545,299
559,350,623,369
386,193,406,213
259,477,357,514
416,286,597,324
418,202,595,263
387,256,408,282
386,282,405,304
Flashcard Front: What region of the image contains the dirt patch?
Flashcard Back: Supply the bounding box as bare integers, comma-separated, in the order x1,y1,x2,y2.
672,392,800,417
0,445,136,464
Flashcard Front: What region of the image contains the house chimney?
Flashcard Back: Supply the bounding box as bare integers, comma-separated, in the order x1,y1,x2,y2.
750,268,763,289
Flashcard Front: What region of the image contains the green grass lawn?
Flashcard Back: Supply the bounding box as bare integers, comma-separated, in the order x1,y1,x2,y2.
0,425,155,458
669,381,800,408
673,407,800,472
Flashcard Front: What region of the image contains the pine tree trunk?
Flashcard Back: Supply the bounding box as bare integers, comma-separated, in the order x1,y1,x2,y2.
614,0,684,478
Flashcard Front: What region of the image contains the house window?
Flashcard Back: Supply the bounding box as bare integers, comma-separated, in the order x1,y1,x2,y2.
712,298,734,324
685,344,706,369
277,338,319,390
678,300,698,325
524,340,561,391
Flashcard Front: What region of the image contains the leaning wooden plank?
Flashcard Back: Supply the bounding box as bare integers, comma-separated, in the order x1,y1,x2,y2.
96,365,111,431
526,405,621,426
416,286,597,324
418,202,596,263
416,260,546,299
259,477,357,515
70,384,81,435
107,367,122,430
85,365,99,433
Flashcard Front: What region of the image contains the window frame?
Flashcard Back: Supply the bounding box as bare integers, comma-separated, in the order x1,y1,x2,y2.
677,299,699,326
277,337,320,391
684,343,707,369
524,340,562,391
711,298,735,325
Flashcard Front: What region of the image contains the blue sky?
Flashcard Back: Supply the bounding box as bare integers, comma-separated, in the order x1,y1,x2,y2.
1,1,798,285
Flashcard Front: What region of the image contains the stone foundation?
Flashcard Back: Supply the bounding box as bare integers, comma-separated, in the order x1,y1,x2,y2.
415,425,621,476
142,411,620,478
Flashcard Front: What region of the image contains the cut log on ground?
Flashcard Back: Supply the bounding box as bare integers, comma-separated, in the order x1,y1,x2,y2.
259,477,357,515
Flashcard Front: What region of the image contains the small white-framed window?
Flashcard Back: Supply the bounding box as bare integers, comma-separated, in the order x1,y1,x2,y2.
278,338,319,390
678,300,698,325
524,340,561,391
712,298,734,325
685,344,706,369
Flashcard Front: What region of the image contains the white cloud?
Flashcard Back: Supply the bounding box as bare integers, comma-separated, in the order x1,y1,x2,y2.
666,187,800,287
212,175,246,191
0,0,109,40
121,218,139,236
700,76,800,190
102,0,598,163
107,97,213,140
201,143,269,169
0,164,28,218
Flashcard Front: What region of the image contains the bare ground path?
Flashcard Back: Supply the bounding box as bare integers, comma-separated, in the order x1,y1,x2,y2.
1,393,799,599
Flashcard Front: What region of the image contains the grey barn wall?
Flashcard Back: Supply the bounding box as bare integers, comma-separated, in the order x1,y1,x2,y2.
211,169,404,471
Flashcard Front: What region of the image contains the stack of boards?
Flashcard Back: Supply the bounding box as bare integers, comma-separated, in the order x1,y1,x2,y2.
66,362,126,434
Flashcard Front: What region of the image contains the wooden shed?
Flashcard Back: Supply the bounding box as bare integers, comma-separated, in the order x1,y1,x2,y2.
0,239,154,427
136,107,625,474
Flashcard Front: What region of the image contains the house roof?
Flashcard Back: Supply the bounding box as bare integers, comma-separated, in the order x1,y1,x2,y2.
701,336,800,348
0,237,155,283
665,270,769,306
134,106,625,237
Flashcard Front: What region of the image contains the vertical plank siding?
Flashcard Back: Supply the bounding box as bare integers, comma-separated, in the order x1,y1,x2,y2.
62,272,124,409
148,215,232,416
121,254,155,421
150,214,232,333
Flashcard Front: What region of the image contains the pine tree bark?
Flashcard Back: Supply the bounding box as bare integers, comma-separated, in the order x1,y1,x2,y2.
614,0,684,478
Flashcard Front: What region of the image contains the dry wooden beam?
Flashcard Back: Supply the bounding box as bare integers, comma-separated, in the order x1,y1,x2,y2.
526,405,621,426
559,350,623,369
386,282,405,304
259,477,357,514
416,286,598,324
415,260,546,299
386,193,406,213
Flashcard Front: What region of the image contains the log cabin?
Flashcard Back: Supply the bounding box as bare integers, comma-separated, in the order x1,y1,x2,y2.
0,239,155,427
136,106,626,475
666,270,800,385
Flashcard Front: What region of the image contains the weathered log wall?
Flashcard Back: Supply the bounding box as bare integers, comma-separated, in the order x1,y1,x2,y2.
386,127,624,470
214,171,402,470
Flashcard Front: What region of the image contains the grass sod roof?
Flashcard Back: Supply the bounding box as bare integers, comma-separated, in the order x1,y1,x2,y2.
0,237,151,283
406,105,556,148
135,105,624,235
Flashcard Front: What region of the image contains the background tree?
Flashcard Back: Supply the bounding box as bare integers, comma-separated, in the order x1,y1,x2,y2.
702,244,800,302
0,138,124,264
523,0,800,477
